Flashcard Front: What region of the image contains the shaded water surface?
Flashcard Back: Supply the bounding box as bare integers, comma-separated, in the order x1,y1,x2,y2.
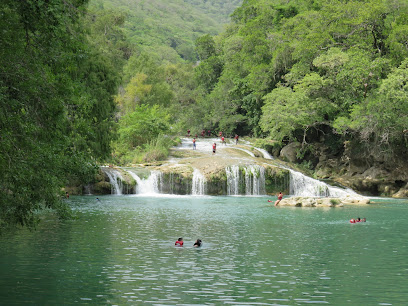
1,196,408,305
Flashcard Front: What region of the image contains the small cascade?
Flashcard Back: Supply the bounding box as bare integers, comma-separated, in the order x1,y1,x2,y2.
254,147,273,159
251,165,266,195
226,165,240,195
103,168,124,195
192,169,206,195
226,165,266,196
289,169,356,197
126,170,163,195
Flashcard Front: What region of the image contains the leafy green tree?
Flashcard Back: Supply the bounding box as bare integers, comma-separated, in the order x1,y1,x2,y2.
0,0,122,230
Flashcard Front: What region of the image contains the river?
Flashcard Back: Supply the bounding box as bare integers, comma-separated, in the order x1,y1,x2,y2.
1,195,407,305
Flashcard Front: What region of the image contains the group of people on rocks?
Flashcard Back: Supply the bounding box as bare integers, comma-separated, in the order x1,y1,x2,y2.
175,238,202,248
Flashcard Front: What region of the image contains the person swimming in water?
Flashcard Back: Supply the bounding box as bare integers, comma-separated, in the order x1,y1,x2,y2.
175,238,184,247
193,239,202,247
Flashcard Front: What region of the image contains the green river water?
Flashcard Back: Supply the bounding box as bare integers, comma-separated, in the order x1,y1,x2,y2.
1,195,408,305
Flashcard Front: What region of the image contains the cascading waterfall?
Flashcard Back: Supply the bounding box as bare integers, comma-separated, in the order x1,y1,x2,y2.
254,147,273,159
251,165,266,195
226,165,266,195
289,169,356,197
192,169,206,195
126,169,163,195
103,168,124,195
226,165,240,195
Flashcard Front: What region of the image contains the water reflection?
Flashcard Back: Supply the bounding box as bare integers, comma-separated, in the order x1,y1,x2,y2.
0,196,408,304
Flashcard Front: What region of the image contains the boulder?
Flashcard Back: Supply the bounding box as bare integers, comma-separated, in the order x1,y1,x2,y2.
280,142,302,163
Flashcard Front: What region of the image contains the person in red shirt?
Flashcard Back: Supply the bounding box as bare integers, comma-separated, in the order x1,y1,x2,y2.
275,192,283,206
212,143,216,154
175,238,183,247
221,136,225,145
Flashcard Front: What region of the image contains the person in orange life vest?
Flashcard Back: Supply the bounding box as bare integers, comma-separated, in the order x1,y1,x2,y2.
219,131,222,137
212,143,216,154
175,238,183,247
192,138,196,150
275,192,283,206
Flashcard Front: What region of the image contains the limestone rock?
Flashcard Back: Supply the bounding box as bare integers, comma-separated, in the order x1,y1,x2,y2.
280,142,302,163
278,195,370,207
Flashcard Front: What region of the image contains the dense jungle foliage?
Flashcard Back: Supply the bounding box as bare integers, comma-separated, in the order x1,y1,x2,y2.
0,0,129,229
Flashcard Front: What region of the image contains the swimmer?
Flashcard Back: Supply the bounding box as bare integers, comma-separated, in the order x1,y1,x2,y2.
175,238,183,247
193,239,202,247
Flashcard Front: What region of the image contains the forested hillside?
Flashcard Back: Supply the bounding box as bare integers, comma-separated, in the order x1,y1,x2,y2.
90,0,242,62
193,0,408,170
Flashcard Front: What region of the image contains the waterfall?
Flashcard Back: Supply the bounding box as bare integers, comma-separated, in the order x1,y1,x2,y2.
126,170,162,195
226,165,266,196
289,169,356,197
226,165,240,195
245,165,266,195
192,169,206,195
254,147,273,159
103,168,124,195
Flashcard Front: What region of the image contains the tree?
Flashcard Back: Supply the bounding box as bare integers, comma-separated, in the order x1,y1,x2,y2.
0,0,122,230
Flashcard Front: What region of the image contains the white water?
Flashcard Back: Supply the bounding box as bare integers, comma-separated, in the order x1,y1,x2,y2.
126,170,162,195
289,169,356,197
192,169,206,195
226,165,266,195
102,168,123,195
226,165,240,195
254,147,274,159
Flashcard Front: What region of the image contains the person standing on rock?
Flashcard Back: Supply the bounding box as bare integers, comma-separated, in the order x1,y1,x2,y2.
275,192,283,206
193,138,196,150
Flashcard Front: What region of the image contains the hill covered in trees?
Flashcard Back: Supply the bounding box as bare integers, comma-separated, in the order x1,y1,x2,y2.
90,0,242,62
